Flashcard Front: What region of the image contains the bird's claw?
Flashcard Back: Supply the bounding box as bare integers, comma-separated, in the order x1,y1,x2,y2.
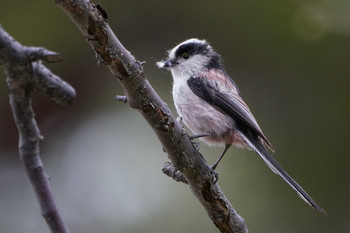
188,133,211,152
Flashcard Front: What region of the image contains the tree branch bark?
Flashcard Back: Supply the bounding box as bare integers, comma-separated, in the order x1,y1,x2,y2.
0,25,74,233
53,1,249,232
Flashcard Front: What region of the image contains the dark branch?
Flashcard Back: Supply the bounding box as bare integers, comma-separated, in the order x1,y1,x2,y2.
32,62,75,105
53,1,248,232
25,47,65,63
0,25,74,233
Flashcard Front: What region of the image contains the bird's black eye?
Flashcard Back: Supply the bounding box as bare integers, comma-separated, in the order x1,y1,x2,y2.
182,52,190,59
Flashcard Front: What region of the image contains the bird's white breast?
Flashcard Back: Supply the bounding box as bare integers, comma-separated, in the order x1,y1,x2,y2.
171,72,234,147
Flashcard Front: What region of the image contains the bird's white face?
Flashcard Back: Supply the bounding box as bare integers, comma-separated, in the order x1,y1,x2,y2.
170,52,210,79
157,38,212,79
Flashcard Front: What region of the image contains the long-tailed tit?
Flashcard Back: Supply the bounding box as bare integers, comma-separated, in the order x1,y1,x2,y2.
157,38,325,214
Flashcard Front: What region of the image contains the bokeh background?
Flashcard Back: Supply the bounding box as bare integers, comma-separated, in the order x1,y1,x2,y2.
1,0,349,232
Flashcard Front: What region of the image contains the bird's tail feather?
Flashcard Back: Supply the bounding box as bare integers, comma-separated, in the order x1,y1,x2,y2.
240,132,326,215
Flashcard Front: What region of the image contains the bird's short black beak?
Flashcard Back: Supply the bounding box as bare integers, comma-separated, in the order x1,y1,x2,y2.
157,59,177,69
163,60,172,68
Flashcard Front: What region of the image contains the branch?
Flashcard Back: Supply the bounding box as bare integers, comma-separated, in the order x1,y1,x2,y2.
162,162,188,184
0,25,74,233
53,1,249,232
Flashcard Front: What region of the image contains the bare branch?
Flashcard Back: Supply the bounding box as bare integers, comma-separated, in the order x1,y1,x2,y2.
0,25,74,233
32,62,75,105
25,47,65,63
53,1,248,232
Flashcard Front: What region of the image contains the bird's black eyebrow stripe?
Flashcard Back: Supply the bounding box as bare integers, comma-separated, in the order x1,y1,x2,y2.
175,42,209,58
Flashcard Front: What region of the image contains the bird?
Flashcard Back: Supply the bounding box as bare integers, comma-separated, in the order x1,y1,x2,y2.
157,38,326,214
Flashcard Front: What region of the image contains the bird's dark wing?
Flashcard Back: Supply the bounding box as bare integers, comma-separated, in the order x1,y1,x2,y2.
187,76,273,149
187,76,326,214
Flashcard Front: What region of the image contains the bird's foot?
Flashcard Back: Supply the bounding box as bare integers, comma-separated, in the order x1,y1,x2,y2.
189,133,211,152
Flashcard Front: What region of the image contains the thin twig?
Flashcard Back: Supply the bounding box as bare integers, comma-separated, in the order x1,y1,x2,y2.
0,25,74,233
53,1,248,232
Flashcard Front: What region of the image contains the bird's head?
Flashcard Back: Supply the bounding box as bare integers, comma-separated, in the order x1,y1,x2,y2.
157,38,222,77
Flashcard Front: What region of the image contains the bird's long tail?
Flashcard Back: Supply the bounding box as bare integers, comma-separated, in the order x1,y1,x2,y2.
240,132,326,214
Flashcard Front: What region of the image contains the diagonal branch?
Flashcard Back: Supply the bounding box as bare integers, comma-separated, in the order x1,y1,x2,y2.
53,1,248,232
0,25,75,233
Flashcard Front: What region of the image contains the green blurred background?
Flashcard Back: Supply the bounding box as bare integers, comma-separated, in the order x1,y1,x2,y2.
0,0,349,232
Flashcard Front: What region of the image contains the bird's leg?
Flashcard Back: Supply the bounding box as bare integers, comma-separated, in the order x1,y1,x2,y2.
189,133,211,140
211,144,231,170
189,133,211,152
